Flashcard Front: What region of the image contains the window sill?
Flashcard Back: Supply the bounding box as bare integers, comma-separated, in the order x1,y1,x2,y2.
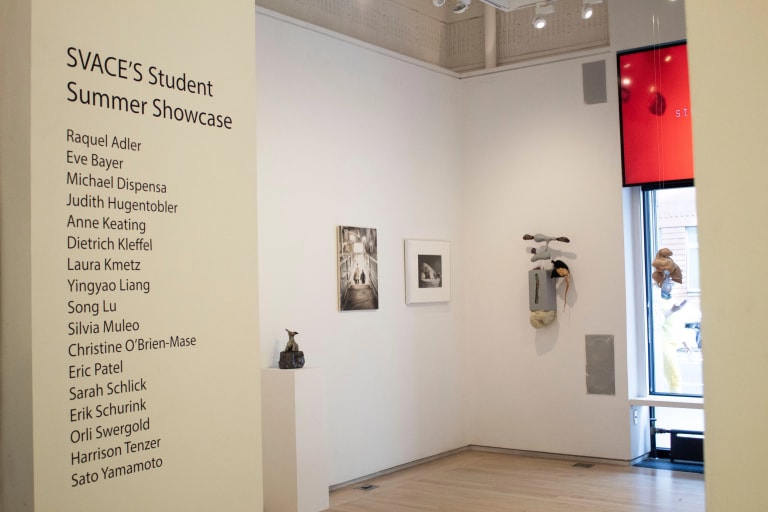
630,395,704,409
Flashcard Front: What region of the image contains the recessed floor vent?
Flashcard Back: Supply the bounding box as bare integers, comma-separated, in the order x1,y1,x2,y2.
355,484,379,491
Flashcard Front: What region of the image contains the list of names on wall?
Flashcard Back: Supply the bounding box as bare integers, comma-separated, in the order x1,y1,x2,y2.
66,128,175,487
60,46,234,488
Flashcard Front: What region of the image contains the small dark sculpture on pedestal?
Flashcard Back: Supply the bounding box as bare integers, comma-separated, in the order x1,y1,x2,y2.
278,329,305,369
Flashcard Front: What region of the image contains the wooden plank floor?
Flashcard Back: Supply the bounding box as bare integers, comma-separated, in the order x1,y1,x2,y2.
326,450,704,512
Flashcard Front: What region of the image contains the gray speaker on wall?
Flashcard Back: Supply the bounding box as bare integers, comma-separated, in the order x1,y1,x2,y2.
582,59,607,105
585,334,615,395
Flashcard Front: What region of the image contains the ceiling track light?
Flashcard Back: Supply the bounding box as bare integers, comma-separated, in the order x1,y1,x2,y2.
581,0,602,20
532,1,555,29
453,0,471,14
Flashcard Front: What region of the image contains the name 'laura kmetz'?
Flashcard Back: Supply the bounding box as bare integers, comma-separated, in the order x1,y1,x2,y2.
67,257,142,271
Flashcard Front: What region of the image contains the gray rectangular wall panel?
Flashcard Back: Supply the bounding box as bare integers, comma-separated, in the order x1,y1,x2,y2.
585,334,615,395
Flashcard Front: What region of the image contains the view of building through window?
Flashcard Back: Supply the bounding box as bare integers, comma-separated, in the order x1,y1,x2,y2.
645,187,702,397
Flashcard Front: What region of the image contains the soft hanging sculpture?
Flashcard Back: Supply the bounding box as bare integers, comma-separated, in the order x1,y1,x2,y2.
523,233,570,262
550,260,571,310
523,233,572,325
651,248,682,288
530,309,556,328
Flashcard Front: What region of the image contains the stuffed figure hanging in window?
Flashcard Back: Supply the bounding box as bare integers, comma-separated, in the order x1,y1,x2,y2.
651,248,682,299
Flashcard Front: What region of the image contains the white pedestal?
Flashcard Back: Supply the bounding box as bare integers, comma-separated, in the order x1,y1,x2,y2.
262,368,330,512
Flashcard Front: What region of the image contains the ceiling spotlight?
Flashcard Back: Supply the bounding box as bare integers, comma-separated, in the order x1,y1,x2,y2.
581,0,602,20
433,0,446,6
453,0,471,14
532,1,554,29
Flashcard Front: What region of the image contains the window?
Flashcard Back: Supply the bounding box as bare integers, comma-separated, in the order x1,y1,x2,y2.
644,186,703,397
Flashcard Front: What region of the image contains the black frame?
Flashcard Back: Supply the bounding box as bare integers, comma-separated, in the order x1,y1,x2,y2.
617,40,693,188
642,186,701,398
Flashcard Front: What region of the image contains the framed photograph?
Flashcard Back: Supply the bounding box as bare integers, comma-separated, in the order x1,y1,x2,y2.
404,239,450,304
337,226,379,311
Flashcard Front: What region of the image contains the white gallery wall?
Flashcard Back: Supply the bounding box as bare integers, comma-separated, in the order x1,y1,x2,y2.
460,0,687,461
255,12,467,485
255,1,688,486
459,54,632,459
